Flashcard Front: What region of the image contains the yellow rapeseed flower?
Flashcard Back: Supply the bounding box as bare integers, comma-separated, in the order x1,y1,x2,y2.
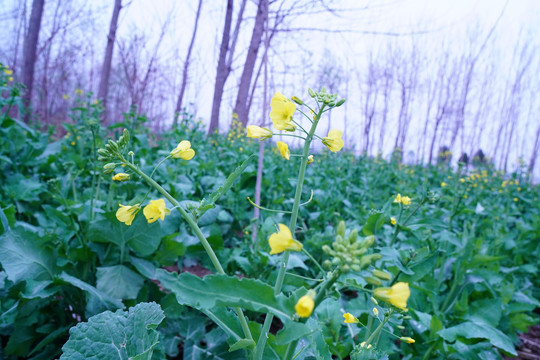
276,141,290,160
4,69,13,75
394,194,402,203
401,196,411,205
372,307,379,317
400,337,415,344
246,125,272,140
143,199,171,223
322,129,345,152
441,182,447,187
268,224,302,255
390,217,396,225
307,155,314,164
360,342,372,349
112,173,130,181
343,313,359,323
295,292,315,318
170,140,195,160
373,282,410,311
269,92,296,131
116,204,141,226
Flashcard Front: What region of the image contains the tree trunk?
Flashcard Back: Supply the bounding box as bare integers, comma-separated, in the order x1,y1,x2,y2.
98,0,122,112
233,0,267,127
21,0,45,123
173,0,203,127
207,0,234,135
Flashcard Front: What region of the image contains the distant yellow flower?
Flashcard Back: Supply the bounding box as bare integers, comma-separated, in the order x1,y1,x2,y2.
8,77,13,82
374,282,410,311
268,224,302,255
390,217,396,225
400,337,415,344
116,204,141,226
460,178,465,183
276,141,290,160
269,92,296,131
170,140,195,160
143,199,171,223
343,313,359,323
70,141,76,146
322,129,344,152
112,173,130,181
513,197,518,202
360,342,372,349
372,307,379,317
246,125,272,140
295,292,315,318
394,194,411,205
441,182,447,187
4,69,13,75
74,88,83,95
63,94,70,100
307,155,314,164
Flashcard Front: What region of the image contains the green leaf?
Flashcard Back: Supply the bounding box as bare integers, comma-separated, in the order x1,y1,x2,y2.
156,270,294,321
88,213,162,257
57,272,124,316
275,321,312,345
60,302,165,360
437,321,517,355
202,307,244,341
306,317,332,360
362,212,385,236
197,155,254,217
229,338,255,352
0,227,56,283
96,265,145,300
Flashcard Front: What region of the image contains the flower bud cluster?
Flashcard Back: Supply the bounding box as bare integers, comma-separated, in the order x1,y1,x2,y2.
307,87,345,108
97,129,130,173
322,221,381,272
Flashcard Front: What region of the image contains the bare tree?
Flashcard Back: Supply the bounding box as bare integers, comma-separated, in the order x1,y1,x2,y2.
207,0,248,134
98,0,122,113
173,0,204,127
233,0,268,127
21,0,45,122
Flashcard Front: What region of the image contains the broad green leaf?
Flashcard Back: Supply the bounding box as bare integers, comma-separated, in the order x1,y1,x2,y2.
465,298,502,327
437,321,516,355
57,272,124,316
60,302,165,360
229,338,255,352
156,270,294,321
202,307,244,341
275,321,311,345
96,265,145,300
0,226,56,283
362,212,385,236
88,213,162,257
306,317,332,360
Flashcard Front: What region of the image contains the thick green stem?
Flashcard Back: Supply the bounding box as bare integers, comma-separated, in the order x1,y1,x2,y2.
364,309,393,347
125,162,253,343
254,105,325,360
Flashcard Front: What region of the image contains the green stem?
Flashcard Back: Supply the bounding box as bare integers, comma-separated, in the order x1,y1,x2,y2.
124,162,253,343
254,105,326,360
364,309,393,347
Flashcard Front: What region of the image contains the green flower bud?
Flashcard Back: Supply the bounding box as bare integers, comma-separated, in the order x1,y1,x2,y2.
348,229,358,244
321,245,332,254
308,88,316,98
291,96,303,105
372,269,392,281
337,221,346,238
365,276,382,286
370,297,378,305
323,260,332,269
335,99,346,107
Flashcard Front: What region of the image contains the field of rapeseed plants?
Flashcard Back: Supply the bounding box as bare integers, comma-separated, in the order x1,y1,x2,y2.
0,64,539,359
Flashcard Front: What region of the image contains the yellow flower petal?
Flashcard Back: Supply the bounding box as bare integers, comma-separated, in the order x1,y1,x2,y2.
246,125,272,140
322,129,344,152
171,140,195,160
268,224,302,255
390,217,396,225
276,141,290,160
143,199,171,223
295,294,315,318
343,312,359,323
269,92,296,132
400,337,415,344
401,196,411,205
112,173,130,181
373,282,410,311
116,204,140,226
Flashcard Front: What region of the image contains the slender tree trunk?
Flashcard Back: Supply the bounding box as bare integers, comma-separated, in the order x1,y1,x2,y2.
234,0,267,127
207,0,233,134
529,124,540,174
21,0,45,123
98,0,122,112
173,0,203,127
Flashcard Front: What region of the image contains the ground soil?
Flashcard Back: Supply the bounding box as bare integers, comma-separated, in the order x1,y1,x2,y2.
505,325,540,360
